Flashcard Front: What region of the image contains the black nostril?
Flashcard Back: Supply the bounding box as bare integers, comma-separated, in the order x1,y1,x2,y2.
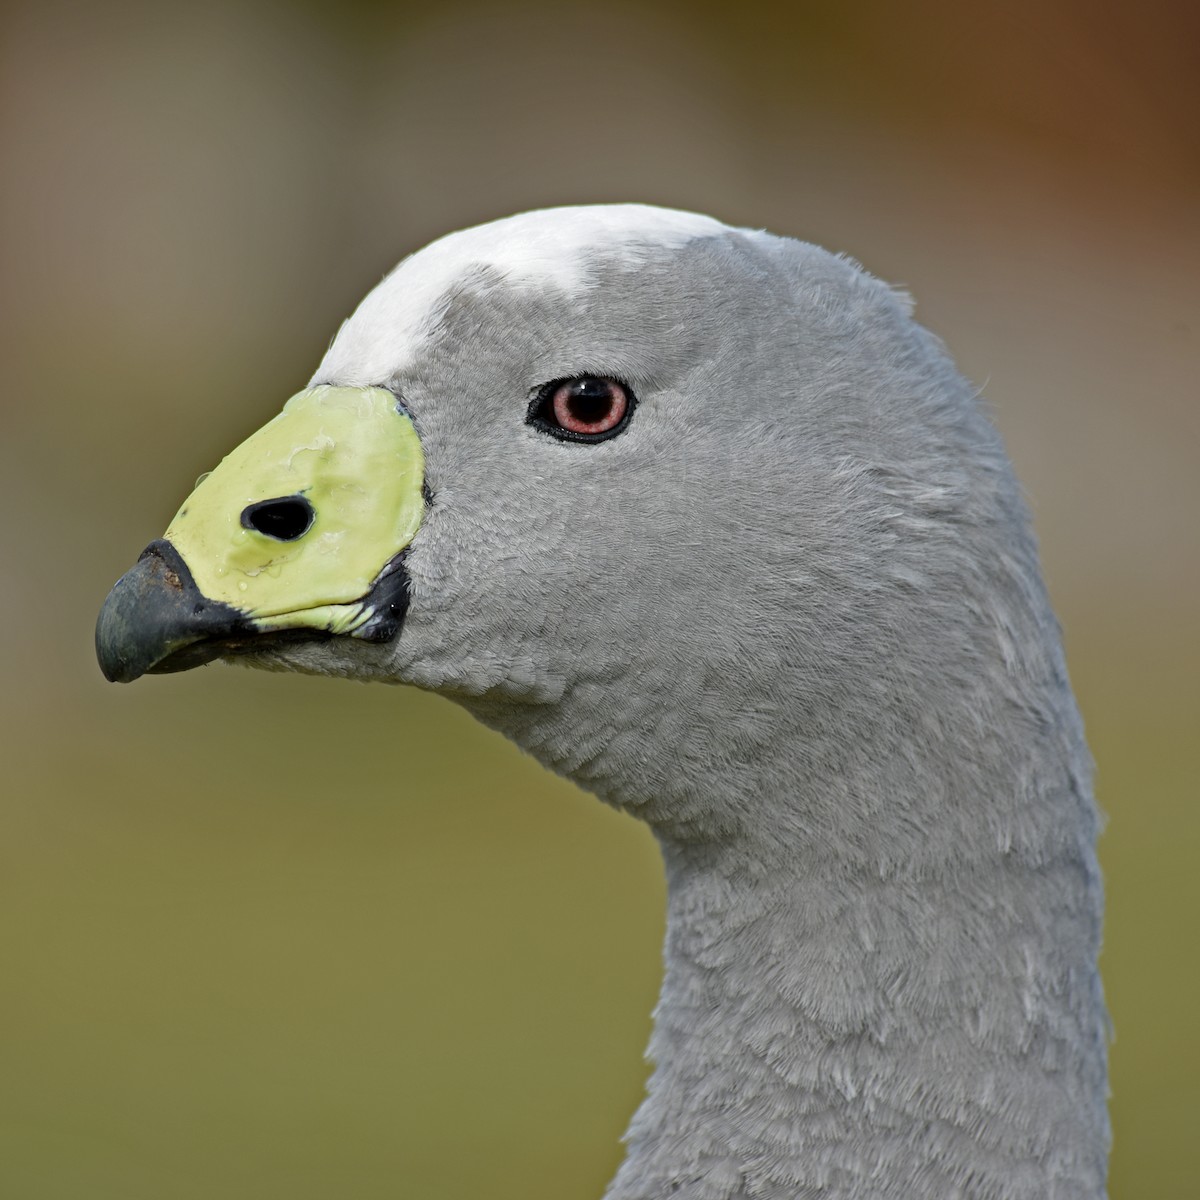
241,495,315,541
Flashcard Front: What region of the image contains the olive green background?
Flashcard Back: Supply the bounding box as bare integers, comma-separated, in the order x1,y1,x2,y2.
2,1,1196,1197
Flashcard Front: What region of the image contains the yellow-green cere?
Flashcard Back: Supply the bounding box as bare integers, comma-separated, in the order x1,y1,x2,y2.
164,386,424,635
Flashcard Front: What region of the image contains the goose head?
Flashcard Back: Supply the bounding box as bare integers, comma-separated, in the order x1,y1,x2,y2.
97,205,1043,843
96,205,1108,1196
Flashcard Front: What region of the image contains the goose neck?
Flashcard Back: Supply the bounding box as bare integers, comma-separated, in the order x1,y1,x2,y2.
604,834,1108,1200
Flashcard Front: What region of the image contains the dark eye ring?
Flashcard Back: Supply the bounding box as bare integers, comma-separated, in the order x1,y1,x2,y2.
527,376,636,443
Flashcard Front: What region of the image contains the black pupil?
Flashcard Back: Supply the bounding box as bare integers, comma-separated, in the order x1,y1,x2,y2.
241,496,315,541
566,380,614,425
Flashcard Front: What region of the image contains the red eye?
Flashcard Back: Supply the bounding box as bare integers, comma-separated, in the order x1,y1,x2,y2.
529,376,635,442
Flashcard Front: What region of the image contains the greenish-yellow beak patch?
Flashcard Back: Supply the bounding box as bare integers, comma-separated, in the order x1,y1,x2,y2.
165,385,424,636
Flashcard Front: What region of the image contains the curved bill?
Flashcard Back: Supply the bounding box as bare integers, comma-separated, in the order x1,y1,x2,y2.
96,385,424,682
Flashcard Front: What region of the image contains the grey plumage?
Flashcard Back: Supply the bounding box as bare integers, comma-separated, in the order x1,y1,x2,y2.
101,206,1110,1197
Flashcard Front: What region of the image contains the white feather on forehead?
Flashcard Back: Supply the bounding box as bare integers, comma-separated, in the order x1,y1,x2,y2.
312,204,731,385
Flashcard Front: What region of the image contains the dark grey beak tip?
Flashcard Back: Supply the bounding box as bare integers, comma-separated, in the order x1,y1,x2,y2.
95,540,243,683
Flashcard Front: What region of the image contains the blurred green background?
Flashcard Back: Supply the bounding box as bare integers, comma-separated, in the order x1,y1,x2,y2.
1,1,1196,1196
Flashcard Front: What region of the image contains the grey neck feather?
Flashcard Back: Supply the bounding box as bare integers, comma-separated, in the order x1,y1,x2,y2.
607,833,1107,1200
473,663,1108,1200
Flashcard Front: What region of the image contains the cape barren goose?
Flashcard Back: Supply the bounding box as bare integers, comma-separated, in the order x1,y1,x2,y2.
97,205,1109,1199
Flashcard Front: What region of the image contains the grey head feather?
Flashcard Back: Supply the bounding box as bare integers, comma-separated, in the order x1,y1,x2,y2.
250,206,1108,1198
